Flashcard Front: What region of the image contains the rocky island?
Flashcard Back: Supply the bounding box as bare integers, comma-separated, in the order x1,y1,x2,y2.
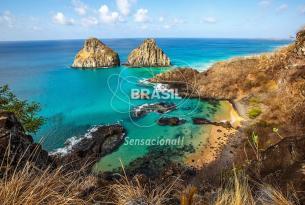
72,38,120,69
126,38,171,67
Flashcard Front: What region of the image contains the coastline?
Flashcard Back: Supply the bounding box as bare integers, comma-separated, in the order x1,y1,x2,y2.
185,101,243,168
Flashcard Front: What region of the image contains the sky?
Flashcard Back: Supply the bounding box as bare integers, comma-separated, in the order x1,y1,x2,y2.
0,0,305,41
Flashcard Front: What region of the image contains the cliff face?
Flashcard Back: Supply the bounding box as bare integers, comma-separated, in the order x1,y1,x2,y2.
0,111,52,173
151,31,305,135
0,111,126,173
72,38,120,68
126,39,171,67
295,28,305,57
149,29,305,201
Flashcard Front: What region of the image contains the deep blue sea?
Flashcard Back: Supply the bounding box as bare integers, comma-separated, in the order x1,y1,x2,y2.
0,38,291,170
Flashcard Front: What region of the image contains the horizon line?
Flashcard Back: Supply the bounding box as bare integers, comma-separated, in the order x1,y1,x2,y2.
0,36,294,43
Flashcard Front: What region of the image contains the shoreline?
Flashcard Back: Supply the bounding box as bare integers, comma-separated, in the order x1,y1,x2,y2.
185,101,243,168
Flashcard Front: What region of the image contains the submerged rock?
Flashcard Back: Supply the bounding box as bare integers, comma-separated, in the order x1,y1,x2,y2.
72,38,120,68
157,117,186,126
132,102,176,118
0,111,52,174
126,39,171,67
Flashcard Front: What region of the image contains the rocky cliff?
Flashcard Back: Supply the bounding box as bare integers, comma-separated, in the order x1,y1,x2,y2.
72,38,120,68
151,30,305,135
150,30,305,200
295,28,305,57
0,111,52,174
0,111,126,173
126,39,171,67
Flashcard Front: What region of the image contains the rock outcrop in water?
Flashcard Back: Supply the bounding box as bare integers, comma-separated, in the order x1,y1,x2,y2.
126,39,171,67
157,117,186,126
72,38,120,68
53,124,126,171
132,102,176,118
0,111,126,173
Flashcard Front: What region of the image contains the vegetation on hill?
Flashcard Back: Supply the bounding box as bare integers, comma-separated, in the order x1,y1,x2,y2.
0,85,44,133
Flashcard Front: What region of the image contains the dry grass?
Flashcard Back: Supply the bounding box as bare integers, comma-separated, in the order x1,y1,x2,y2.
0,142,97,205
211,172,298,205
0,162,93,205
213,172,255,205
109,161,178,205
0,156,299,205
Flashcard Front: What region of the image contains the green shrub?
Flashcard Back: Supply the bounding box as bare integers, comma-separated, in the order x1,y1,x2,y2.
248,107,262,119
0,85,44,133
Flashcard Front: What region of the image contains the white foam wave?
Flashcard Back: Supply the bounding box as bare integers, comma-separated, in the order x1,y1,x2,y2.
50,126,99,156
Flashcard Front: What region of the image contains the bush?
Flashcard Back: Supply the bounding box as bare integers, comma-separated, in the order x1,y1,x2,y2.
0,85,44,133
248,107,262,119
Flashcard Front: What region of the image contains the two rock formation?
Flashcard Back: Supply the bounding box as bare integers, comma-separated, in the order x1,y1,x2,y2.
72,38,171,68
72,38,120,68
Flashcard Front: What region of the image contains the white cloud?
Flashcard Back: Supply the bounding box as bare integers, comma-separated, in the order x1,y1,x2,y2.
173,18,185,25
202,17,217,24
163,24,171,29
276,4,288,12
72,0,88,16
259,0,271,7
159,17,185,29
134,8,149,23
99,5,123,24
32,26,42,31
81,17,98,27
116,0,131,16
0,10,15,28
140,24,148,30
53,12,75,25
301,5,305,14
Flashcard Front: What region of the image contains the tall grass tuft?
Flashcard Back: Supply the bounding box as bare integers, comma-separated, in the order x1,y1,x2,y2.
0,162,91,205
109,160,178,205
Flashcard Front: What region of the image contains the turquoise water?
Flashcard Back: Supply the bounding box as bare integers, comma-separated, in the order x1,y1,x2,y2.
0,38,291,170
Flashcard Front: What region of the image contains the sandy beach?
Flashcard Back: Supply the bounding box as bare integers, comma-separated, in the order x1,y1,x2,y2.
185,101,243,168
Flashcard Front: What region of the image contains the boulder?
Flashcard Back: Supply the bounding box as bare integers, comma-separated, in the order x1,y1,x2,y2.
54,124,126,171
157,117,186,126
126,39,171,67
72,38,120,68
132,102,176,118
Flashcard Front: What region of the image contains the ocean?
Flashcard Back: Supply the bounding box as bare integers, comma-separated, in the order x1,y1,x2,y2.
0,38,291,170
